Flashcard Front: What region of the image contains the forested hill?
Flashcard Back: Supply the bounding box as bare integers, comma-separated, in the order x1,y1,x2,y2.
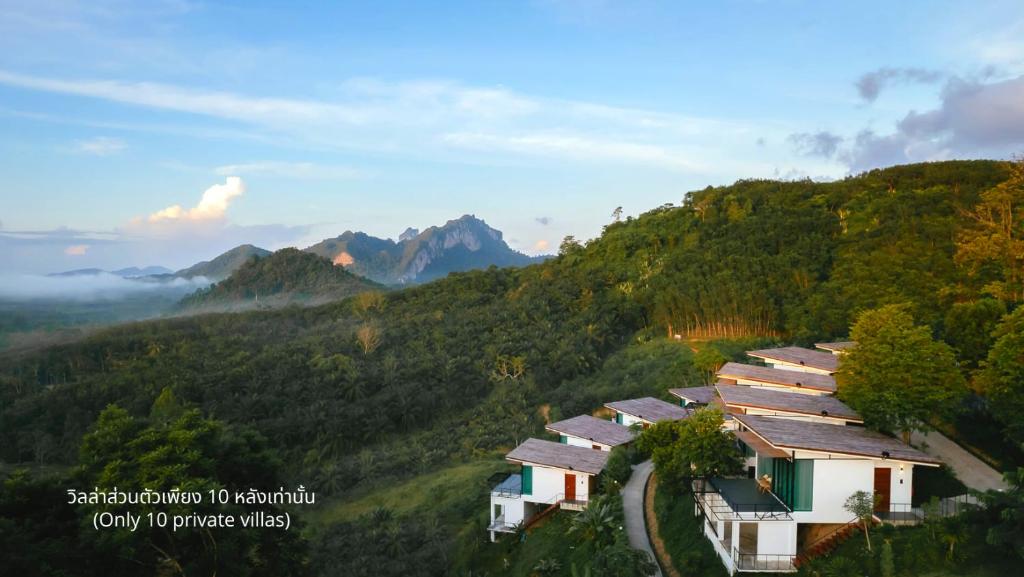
0,159,1018,575
178,248,381,311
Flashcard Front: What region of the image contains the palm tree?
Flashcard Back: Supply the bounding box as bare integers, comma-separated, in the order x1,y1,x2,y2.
568,500,617,548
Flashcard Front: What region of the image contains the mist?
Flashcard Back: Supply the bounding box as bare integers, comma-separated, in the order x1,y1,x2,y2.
0,272,212,302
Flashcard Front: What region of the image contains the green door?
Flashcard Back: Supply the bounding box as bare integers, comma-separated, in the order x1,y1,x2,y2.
522,465,533,495
615,413,623,425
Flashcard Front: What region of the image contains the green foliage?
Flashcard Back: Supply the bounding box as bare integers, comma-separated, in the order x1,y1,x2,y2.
636,407,742,489
652,482,728,577
838,304,967,438
881,539,895,577
569,497,618,548
942,299,1006,368
976,307,1024,445
981,467,1024,560
693,346,728,382
180,248,380,310
602,446,633,492
845,490,879,551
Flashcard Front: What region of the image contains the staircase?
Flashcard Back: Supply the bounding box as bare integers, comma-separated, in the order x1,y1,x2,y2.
793,518,869,568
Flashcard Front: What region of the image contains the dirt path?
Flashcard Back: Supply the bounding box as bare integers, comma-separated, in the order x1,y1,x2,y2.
911,430,1009,493
623,460,663,576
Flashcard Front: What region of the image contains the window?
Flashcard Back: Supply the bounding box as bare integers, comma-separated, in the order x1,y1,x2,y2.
559,435,567,444
770,458,813,511
615,413,623,424
522,465,533,495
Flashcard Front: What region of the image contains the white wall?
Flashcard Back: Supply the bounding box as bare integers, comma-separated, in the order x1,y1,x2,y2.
791,456,872,523
757,522,797,556
564,434,612,451
766,362,833,376
617,412,649,427
490,495,525,526
524,464,594,504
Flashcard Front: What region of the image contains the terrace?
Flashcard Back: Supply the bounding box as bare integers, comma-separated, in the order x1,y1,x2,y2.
694,477,793,522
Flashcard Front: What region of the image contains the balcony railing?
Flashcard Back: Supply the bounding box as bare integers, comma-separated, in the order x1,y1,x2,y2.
488,472,522,498
487,514,518,533
876,494,980,526
693,478,793,521
733,551,796,573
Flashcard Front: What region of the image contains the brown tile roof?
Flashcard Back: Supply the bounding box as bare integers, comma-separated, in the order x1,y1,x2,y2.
733,428,790,458
716,385,861,421
815,341,856,353
746,346,839,372
505,438,610,474
604,397,692,422
545,415,635,447
717,362,837,392
734,414,941,465
668,386,717,405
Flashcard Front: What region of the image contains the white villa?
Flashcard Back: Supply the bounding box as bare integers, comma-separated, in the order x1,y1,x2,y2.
669,385,717,408
717,362,836,396
488,438,609,541
696,413,940,573
746,346,839,376
545,414,635,451
604,396,692,428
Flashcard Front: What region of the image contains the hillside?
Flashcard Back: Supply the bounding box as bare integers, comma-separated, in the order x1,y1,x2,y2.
174,243,272,280
1,160,1021,576
178,248,380,311
304,214,543,284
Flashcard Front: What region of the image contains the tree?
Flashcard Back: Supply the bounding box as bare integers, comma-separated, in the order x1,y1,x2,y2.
956,157,1024,302
611,207,623,223
693,346,727,383
837,304,967,441
635,407,742,489
603,445,633,491
943,299,1006,368
356,323,383,355
844,490,878,551
975,308,1024,443
569,498,617,549
982,467,1024,559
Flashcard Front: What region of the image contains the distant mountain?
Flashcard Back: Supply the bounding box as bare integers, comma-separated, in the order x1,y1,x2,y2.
178,248,379,312
175,244,271,281
304,215,546,284
112,266,173,278
49,266,172,278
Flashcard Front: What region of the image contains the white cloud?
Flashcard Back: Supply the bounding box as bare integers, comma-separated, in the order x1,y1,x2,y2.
73,136,126,155
64,244,89,255
144,176,245,224
533,239,550,252
214,161,361,180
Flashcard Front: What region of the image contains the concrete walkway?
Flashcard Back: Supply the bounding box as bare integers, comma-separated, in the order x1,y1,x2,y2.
622,460,663,577
911,430,1009,493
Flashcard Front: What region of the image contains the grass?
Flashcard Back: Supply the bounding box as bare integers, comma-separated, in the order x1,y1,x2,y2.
306,458,508,526
651,481,729,577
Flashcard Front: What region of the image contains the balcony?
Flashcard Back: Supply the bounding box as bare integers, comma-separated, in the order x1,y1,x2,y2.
487,514,518,533
694,477,793,522
489,472,522,498
734,552,796,573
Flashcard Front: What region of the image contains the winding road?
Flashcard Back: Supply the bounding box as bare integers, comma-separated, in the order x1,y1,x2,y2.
622,460,663,577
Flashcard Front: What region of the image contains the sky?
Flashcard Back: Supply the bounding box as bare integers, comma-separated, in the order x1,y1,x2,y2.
1,0,1023,274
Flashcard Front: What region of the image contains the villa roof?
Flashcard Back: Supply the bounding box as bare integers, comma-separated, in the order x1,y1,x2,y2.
716,385,861,421
546,415,635,447
604,397,691,423
815,341,856,353
716,362,837,392
668,386,717,405
734,414,941,465
506,438,610,474
746,346,839,373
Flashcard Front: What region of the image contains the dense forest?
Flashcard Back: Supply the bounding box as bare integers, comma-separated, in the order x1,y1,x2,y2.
2,159,1023,575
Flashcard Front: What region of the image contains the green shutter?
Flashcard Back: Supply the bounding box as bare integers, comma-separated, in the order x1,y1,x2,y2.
615,413,623,424
793,460,814,511
559,435,567,444
772,458,795,509
757,455,774,477
522,465,533,495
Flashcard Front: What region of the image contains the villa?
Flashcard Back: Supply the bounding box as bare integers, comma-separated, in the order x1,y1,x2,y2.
717,362,836,396
716,385,862,426
545,414,635,451
604,396,692,428
488,438,609,542
668,385,717,408
746,347,839,376
694,413,940,573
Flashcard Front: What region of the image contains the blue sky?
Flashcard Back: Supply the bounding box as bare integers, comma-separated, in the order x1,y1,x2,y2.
1,0,1023,273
